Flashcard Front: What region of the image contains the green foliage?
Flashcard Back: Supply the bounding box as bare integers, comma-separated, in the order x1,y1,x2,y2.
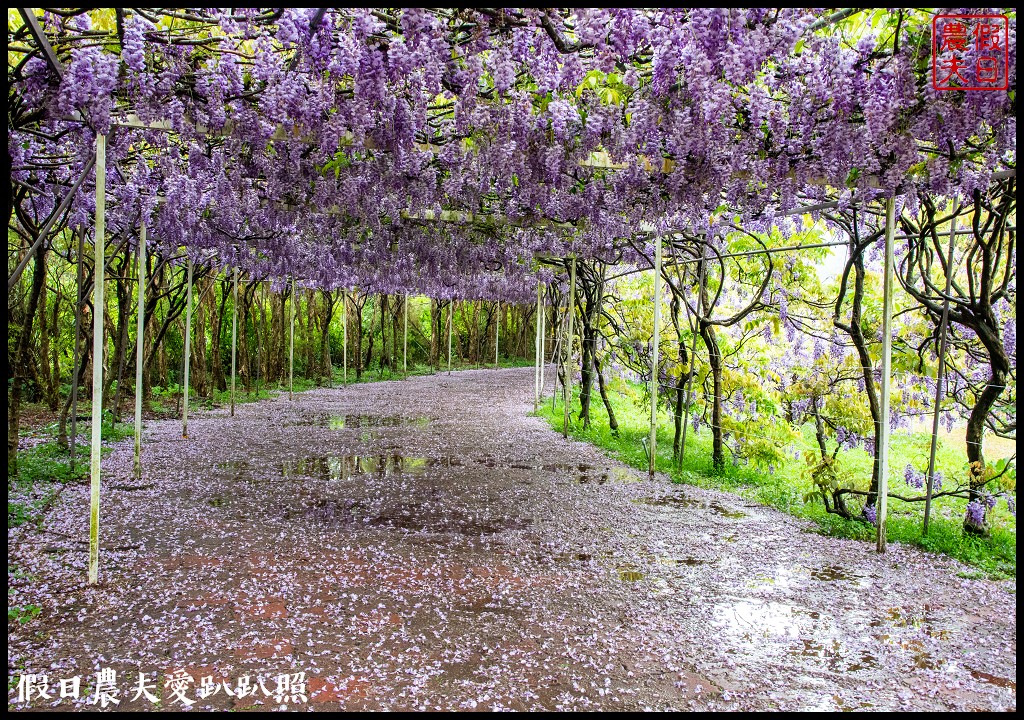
7,604,41,625
802,450,858,506
11,442,86,487
151,383,181,397
8,441,87,529
101,411,133,442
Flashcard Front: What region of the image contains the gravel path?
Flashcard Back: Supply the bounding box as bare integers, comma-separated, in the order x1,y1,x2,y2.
8,368,1017,711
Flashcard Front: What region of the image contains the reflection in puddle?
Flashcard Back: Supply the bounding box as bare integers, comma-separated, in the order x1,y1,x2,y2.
507,463,640,484
748,566,800,589
328,415,430,429
788,638,878,672
279,454,458,481
714,600,809,639
873,606,951,640
818,695,874,712
551,552,595,566
617,566,645,582
575,467,640,484
846,651,879,672
640,495,702,509
658,556,714,567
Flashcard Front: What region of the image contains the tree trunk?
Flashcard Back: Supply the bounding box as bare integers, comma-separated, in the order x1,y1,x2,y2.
669,294,692,459
108,250,132,419
362,297,373,376
379,294,389,373
963,323,1010,535
429,299,439,368
211,274,229,392
38,274,59,410
9,244,48,475
192,278,209,397
700,319,725,470
812,395,828,458
594,352,618,434
321,290,335,384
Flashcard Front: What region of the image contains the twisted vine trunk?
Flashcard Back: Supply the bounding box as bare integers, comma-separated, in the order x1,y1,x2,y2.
699,319,724,470
669,294,692,459
963,322,1010,535
833,228,882,512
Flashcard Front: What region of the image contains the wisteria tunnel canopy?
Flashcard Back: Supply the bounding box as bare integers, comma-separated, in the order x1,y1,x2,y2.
8,7,1015,299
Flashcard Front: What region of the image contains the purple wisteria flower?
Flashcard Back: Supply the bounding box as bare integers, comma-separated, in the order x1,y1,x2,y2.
904,463,924,489
965,501,986,527
863,505,877,525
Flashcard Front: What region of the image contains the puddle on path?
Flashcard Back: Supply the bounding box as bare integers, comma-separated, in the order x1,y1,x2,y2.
810,564,863,583
639,494,748,518
968,668,1016,690
574,467,640,484
505,462,640,484
715,600,815,640
714,598,887,675
364,503,529,536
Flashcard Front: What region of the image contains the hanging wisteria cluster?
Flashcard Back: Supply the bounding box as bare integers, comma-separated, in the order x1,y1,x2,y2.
8,8,1017,301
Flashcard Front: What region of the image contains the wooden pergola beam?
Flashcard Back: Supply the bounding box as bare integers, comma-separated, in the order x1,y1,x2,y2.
17,8,64,78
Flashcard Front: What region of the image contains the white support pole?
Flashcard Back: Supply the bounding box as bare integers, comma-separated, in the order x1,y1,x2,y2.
404,293,409,377
495,300,500,368
923,203,959,536
649,234,663,479
563,257,576,439
133,219,146,477
289,277,295,400
447,300,453,375
230,266,238,416
877,197,895,553
182,256,193,438
342,290,348,384
535,283,542,411
88,132,106,585
539,289,545,394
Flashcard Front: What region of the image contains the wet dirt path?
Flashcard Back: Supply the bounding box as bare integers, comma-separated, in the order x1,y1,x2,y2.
8,368,1016,710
